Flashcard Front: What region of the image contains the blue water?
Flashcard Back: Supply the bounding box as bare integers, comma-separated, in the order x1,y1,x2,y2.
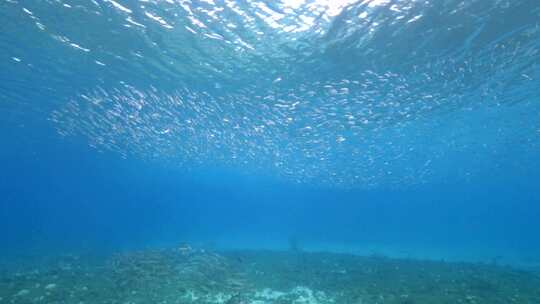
1,0,540,267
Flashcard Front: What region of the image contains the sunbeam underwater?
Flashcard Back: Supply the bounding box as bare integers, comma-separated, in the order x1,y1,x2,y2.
2,0,539,188
1,1,540,303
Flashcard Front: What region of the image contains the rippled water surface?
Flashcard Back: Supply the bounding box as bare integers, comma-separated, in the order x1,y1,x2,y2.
2,0,539,188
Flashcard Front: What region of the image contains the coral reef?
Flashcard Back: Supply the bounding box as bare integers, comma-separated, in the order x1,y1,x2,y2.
0,248,539,304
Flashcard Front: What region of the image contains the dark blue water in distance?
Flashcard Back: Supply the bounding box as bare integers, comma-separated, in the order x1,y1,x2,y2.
1,0,540,270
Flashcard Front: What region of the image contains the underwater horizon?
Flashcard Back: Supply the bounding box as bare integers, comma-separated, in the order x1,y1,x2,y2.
1,0,540,303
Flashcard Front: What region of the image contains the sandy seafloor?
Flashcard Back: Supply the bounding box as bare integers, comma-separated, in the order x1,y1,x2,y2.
1,248,539,304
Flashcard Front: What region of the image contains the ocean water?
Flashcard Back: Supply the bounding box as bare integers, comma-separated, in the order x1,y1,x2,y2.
1,0,540,303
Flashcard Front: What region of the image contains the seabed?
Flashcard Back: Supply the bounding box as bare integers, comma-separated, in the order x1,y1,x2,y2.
1,248,539,304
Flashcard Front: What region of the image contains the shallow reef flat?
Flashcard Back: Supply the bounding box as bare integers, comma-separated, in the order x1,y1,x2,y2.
0,249,539,304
